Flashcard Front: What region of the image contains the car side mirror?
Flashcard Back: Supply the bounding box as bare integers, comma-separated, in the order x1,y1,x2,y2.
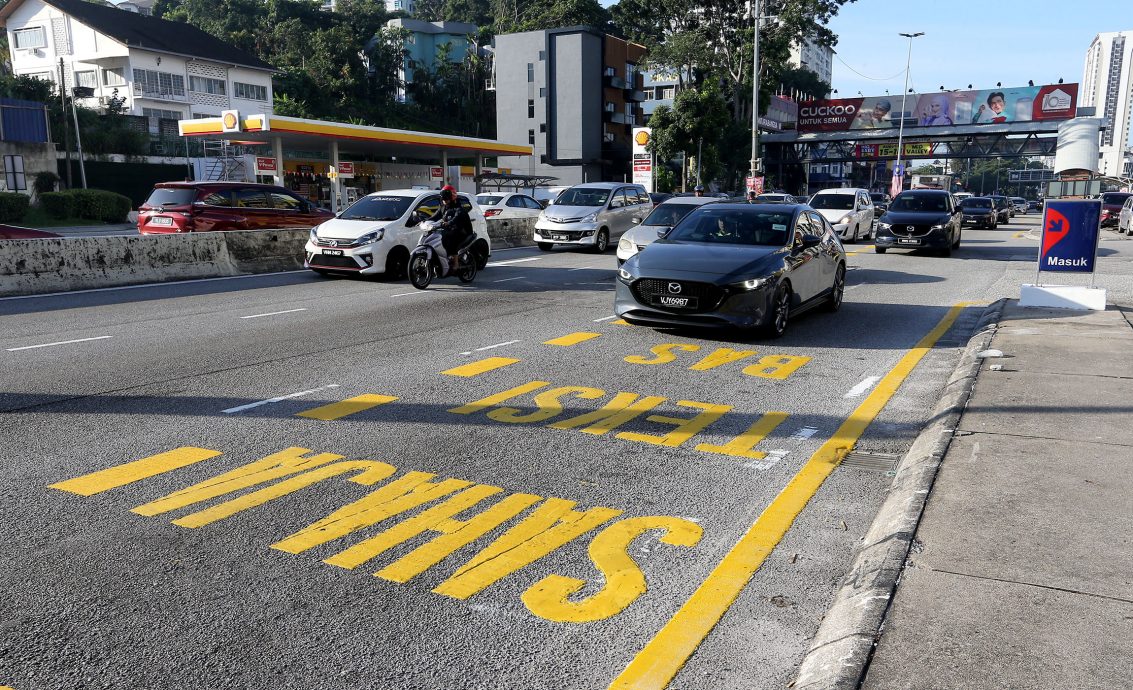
406,212,420,228
656,227,671,239
799,234,821,249
631,217,641,224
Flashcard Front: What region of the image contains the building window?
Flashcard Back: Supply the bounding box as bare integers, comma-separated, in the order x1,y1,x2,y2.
603,66,616,77
527,63,534,82
538,87,545,97
528,129,535,145
539,123,546,133
528,99,535,118
233,82,267,101
25,72,54,84
103,67,125,86
625,62,637,86
4,155,26,191
142,107,182,120
12,27,47,50
604,101,615,113
75,70,97,89
189,75,226,95
662,87,675,99
538,50,546,61
193,113,218,119
133,69,185,97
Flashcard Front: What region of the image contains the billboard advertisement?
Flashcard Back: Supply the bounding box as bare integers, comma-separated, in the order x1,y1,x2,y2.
632,127,653,193
798,83,1078,133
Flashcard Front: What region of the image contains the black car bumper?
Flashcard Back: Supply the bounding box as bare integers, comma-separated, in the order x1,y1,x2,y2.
874,226,953,250
614,280,774,329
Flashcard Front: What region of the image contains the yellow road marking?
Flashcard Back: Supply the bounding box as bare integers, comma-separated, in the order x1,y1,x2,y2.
609,302,977,689
296,394,398,421
442,357,520,377
49,447,222,496
1013,231,1026,239
612,319,631,326
545,332,602,347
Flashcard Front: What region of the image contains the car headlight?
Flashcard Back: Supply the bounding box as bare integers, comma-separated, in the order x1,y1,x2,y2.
877,222,892,230
617,266,635,282
309,227,319,243
731,276,771,290
583,213,598,223
930,224,946,231
840,214,854,224
618,237,635,253
356,229,385,245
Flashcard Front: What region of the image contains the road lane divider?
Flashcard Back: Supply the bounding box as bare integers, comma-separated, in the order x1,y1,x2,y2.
222,384,341,414
6,335,113,352
486,257,542,267
295,394,399,421
442,357,521,377
545,332,602,347
609,301,975,690
844,375,882,398
459,340,521,356
49,444,703,623
239,308,308,319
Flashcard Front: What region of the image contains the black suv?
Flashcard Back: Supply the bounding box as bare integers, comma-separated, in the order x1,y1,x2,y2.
987,195,1013,223
959,196,999,229
874,189,963,256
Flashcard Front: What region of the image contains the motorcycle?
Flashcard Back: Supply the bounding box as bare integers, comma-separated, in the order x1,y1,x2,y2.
408,220,478,289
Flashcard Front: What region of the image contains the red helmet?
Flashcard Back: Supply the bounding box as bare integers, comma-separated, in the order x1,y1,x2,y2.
441,184,456,200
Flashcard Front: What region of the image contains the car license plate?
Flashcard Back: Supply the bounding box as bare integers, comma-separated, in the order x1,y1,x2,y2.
323,249,344,256
150,216,173,226
552,234,568,241
653,295,697,309
897,238,920,245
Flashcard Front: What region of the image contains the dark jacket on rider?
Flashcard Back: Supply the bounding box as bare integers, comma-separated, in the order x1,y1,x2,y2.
428,201,474,254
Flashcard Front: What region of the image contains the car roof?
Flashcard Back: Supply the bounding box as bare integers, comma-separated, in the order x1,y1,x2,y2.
899,189,950,195
813,188,865,195
155,181,282,189
567,182,640,190
658,197,721,207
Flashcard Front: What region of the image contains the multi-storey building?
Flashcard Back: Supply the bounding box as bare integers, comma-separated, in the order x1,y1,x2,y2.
1082,31,1133,178
2,0,276,134
493,26,646,185
642,70,677,120
387,19,478,103
789,36,833,87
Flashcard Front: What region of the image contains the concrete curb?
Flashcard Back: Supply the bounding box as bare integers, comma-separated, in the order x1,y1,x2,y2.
792,298,1009,690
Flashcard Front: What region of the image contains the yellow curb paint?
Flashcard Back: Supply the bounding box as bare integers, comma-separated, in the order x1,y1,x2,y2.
442,357,520,377
544,332,602,347
49,447,222,496
608,301,978,690
296,394,398,421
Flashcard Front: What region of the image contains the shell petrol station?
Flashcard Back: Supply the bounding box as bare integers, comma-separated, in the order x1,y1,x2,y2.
177,110,534,212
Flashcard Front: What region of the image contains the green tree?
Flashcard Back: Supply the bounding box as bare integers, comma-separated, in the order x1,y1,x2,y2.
647,87,731,188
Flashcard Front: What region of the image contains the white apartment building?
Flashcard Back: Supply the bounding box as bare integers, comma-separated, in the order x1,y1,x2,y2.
1,0,276,131
1082,30,1133,178
789,36,833,87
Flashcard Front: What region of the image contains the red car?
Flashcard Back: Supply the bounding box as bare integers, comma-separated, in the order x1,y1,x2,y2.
0,225,62,239
1100,191,1132,228
138,182,333,234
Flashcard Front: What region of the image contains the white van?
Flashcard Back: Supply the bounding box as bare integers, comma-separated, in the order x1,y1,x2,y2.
808,188,875,242
534,182,653,253
531,186,570,208
305,189,490,277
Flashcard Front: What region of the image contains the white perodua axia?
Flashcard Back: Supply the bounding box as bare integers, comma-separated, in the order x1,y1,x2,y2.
304,189,490,278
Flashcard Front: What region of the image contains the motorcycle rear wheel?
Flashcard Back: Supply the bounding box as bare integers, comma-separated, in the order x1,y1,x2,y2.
458,260,477,283
408,254,432,289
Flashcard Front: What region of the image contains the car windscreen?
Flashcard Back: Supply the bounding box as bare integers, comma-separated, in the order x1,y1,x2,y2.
961,198,992,209
668,207,791,246
1102,193,1131,205
642,203,702,227
870,194,887,202
145,187,196,207
339,195,414,221
554,188,610,206
757,194,786,201
808,194,855,210
476,195,504,206
890,194,949,212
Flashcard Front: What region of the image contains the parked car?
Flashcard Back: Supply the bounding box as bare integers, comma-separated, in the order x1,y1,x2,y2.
1010,197,1029,214
0,225,62,239
616,196,720,265
874,189,963,256
138,182,333,235
531,186,571,208
988,195,1014,220
615,202,846,336
304,189,489,278
959,197,999,229
1118,196,1133,235
1100,191,1133,228
474,192,543,220
808,187,875,243
534,182,653,253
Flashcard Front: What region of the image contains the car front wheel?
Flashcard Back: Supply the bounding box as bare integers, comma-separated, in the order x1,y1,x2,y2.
763,283,791,338
537,242,553,251
825,264,845,312
593,229,609,253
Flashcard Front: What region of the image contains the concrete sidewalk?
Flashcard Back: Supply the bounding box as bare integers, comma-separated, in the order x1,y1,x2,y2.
862,301,1133,689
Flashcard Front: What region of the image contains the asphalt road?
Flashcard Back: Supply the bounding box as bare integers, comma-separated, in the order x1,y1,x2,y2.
2,214,1131,689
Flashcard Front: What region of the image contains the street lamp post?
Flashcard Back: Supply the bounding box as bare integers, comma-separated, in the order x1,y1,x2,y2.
892,32,923,198
749,0,772,185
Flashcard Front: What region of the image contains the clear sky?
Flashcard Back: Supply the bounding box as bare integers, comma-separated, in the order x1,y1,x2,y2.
824,0,1125,98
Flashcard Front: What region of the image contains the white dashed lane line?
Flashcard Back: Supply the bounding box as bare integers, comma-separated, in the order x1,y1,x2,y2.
240,308,308,319
222,384,341,414
6,335,114,352
459,340,521,356
844,376,882,398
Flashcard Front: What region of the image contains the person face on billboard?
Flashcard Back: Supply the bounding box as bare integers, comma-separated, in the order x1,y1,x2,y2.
919,94,953,126
856,99,892,128
972,91,1010,123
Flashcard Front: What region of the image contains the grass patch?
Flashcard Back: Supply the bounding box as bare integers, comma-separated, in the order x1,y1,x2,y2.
18,205,119,229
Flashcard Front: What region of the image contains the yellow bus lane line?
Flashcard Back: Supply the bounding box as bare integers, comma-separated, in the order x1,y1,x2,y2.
295,394,399,421
442,357,521,377
545,332,603,347
608,301,978,689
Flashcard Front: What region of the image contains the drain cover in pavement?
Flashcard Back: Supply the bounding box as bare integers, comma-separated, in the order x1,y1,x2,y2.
840,451,901,472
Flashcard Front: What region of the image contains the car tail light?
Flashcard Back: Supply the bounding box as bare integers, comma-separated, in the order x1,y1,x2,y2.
484,209,503,217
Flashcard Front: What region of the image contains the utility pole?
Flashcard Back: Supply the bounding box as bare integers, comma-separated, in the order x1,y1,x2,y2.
57,58,72,188
892,32,923,198
749,0,763,183
69,87,90,189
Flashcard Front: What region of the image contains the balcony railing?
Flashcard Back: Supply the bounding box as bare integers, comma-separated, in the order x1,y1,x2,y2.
603,111,627,125
132,83,188,102
603,74,627,89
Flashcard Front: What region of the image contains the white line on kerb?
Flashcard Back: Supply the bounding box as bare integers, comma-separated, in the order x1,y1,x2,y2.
844,376,882,398
492,277,524,283
222,384,341,414
593,315,618,322
7,335,113,351
460,339,520,356
240,308,307,319
486,257,542,267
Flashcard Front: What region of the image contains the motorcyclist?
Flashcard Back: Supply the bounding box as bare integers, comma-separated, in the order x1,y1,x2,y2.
694,185,705,197
426,185,474,272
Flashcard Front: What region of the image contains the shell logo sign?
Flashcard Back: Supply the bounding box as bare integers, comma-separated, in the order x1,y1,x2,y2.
634,130,650,147
221,110,241,133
